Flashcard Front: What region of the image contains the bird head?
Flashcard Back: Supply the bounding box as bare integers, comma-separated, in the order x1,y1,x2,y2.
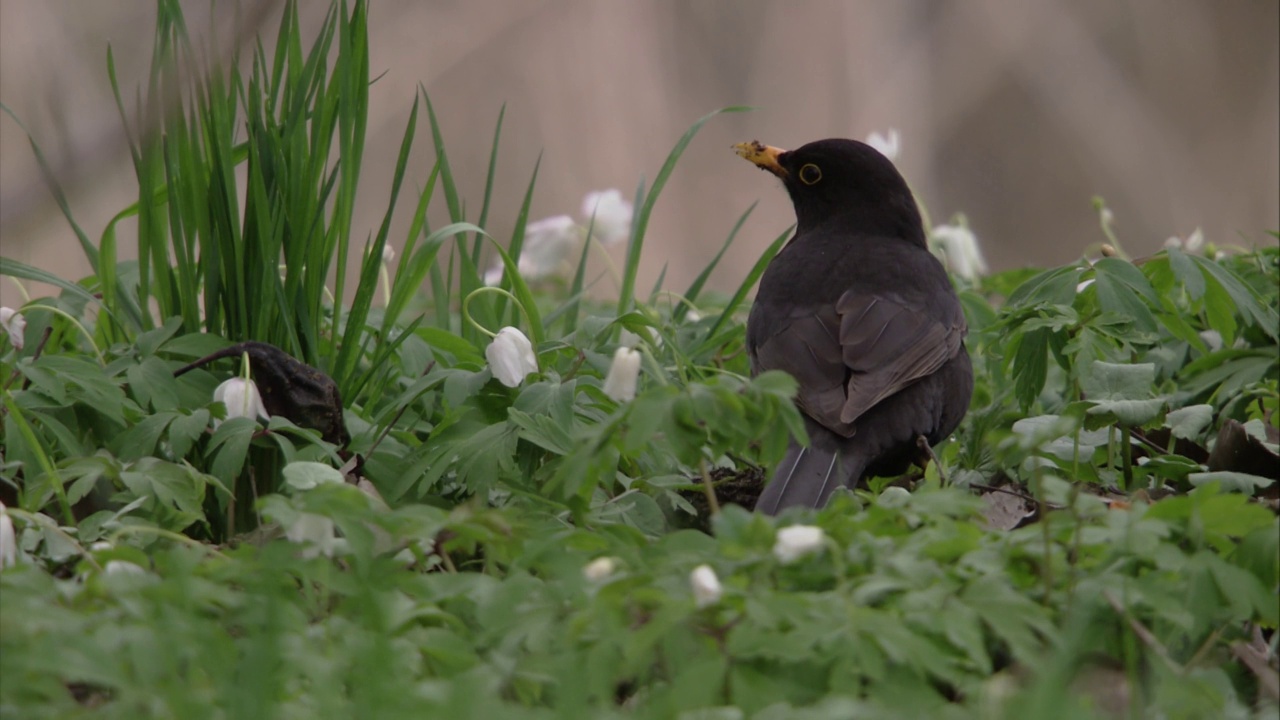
734,138,925,245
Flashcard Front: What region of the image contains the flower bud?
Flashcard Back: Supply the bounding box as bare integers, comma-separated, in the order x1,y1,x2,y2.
0,307,25,351
690,564,722,608
582,556,617,581
285,513,340,559
602,347,641,402
486,327,538,388
772,525,826,564
930,222,989,281
581,189,634,246
213,377,270,422
104,560,147,576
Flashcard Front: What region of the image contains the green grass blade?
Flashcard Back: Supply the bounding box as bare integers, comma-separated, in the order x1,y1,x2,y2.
0,104,99,271
616,106,751,316
704,224,791,342
472,104,506,266
678,202,756,321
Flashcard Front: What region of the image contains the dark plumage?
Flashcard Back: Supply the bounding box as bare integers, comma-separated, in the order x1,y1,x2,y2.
734,138,973,514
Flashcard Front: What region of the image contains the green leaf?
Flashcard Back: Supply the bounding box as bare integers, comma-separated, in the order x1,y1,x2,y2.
1006,265,1082,307
1187,471,1274,495
1092,258,1158,333
206,417,258,483
112,412,179,462
282,461,345,490
126,357,182,412
168,408,210,459
1165,247,1205,300
1012,327,1050,409
1190,253,1279,341
1164,404,1214,440
1080,360,1156,401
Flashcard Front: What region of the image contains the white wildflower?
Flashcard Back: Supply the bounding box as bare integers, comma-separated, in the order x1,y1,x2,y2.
213,377,270,423
581,189,634,246
104,560,147,576
931,223,989,281
582,556,617,581
285,513,340,559
1198,330,1223,352
865,129,901,162
0,307,25,351
602,347,641,402
518,215,580,280
378,244,396,306
484,215,579,285
1163,228,1204,253
0,502,16,569
772,525,826,564
485,327,538,388
690,564,722,608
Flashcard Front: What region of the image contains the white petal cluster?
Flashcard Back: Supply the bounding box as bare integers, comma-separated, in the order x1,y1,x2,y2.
485,216,578,285
772,525,826,564
485,188,634,285
602,347,641,402
485,327,538,388
582,556,617,581
690,564,723,608
104,560,147,576
931,223,989,281
1,307,25,351
1163,228,1204,253
284,513,342,559
581,188,634,246
213,377,270,423
865,129,901,162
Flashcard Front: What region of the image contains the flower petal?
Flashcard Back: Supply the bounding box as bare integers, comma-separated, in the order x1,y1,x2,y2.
690,564,722,608
602,347,641,402
581,189,634,246
485,327,538,388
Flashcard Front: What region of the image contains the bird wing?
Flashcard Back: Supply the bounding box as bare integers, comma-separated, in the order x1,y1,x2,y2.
836,291,965,426
751,292,964,436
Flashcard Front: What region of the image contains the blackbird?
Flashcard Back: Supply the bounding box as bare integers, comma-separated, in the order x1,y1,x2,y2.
734,138,973,514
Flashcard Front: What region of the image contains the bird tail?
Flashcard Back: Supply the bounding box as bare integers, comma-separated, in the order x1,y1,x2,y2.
754,435,866,515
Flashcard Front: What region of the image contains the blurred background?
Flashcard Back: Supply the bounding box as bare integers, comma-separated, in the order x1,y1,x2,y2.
2,1,1277,310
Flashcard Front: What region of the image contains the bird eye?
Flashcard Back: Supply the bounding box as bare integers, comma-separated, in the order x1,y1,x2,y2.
799,163,822,185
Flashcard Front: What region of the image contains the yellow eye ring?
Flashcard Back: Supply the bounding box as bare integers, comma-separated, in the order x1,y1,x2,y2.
799,163,822,185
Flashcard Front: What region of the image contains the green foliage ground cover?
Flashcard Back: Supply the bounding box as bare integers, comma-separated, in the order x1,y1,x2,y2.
0,2,1277,718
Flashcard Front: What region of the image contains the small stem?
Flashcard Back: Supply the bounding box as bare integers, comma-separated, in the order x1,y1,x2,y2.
1121,425,1134,491
24,305,105,365
461,286,530,339
106,524,229,559
699,459,721,516
585,233,624,291
916,435,948,486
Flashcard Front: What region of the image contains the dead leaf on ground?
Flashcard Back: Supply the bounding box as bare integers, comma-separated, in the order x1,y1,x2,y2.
980,490,1036,530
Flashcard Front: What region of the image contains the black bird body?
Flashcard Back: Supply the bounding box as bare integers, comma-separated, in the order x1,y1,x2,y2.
736,139,973,514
